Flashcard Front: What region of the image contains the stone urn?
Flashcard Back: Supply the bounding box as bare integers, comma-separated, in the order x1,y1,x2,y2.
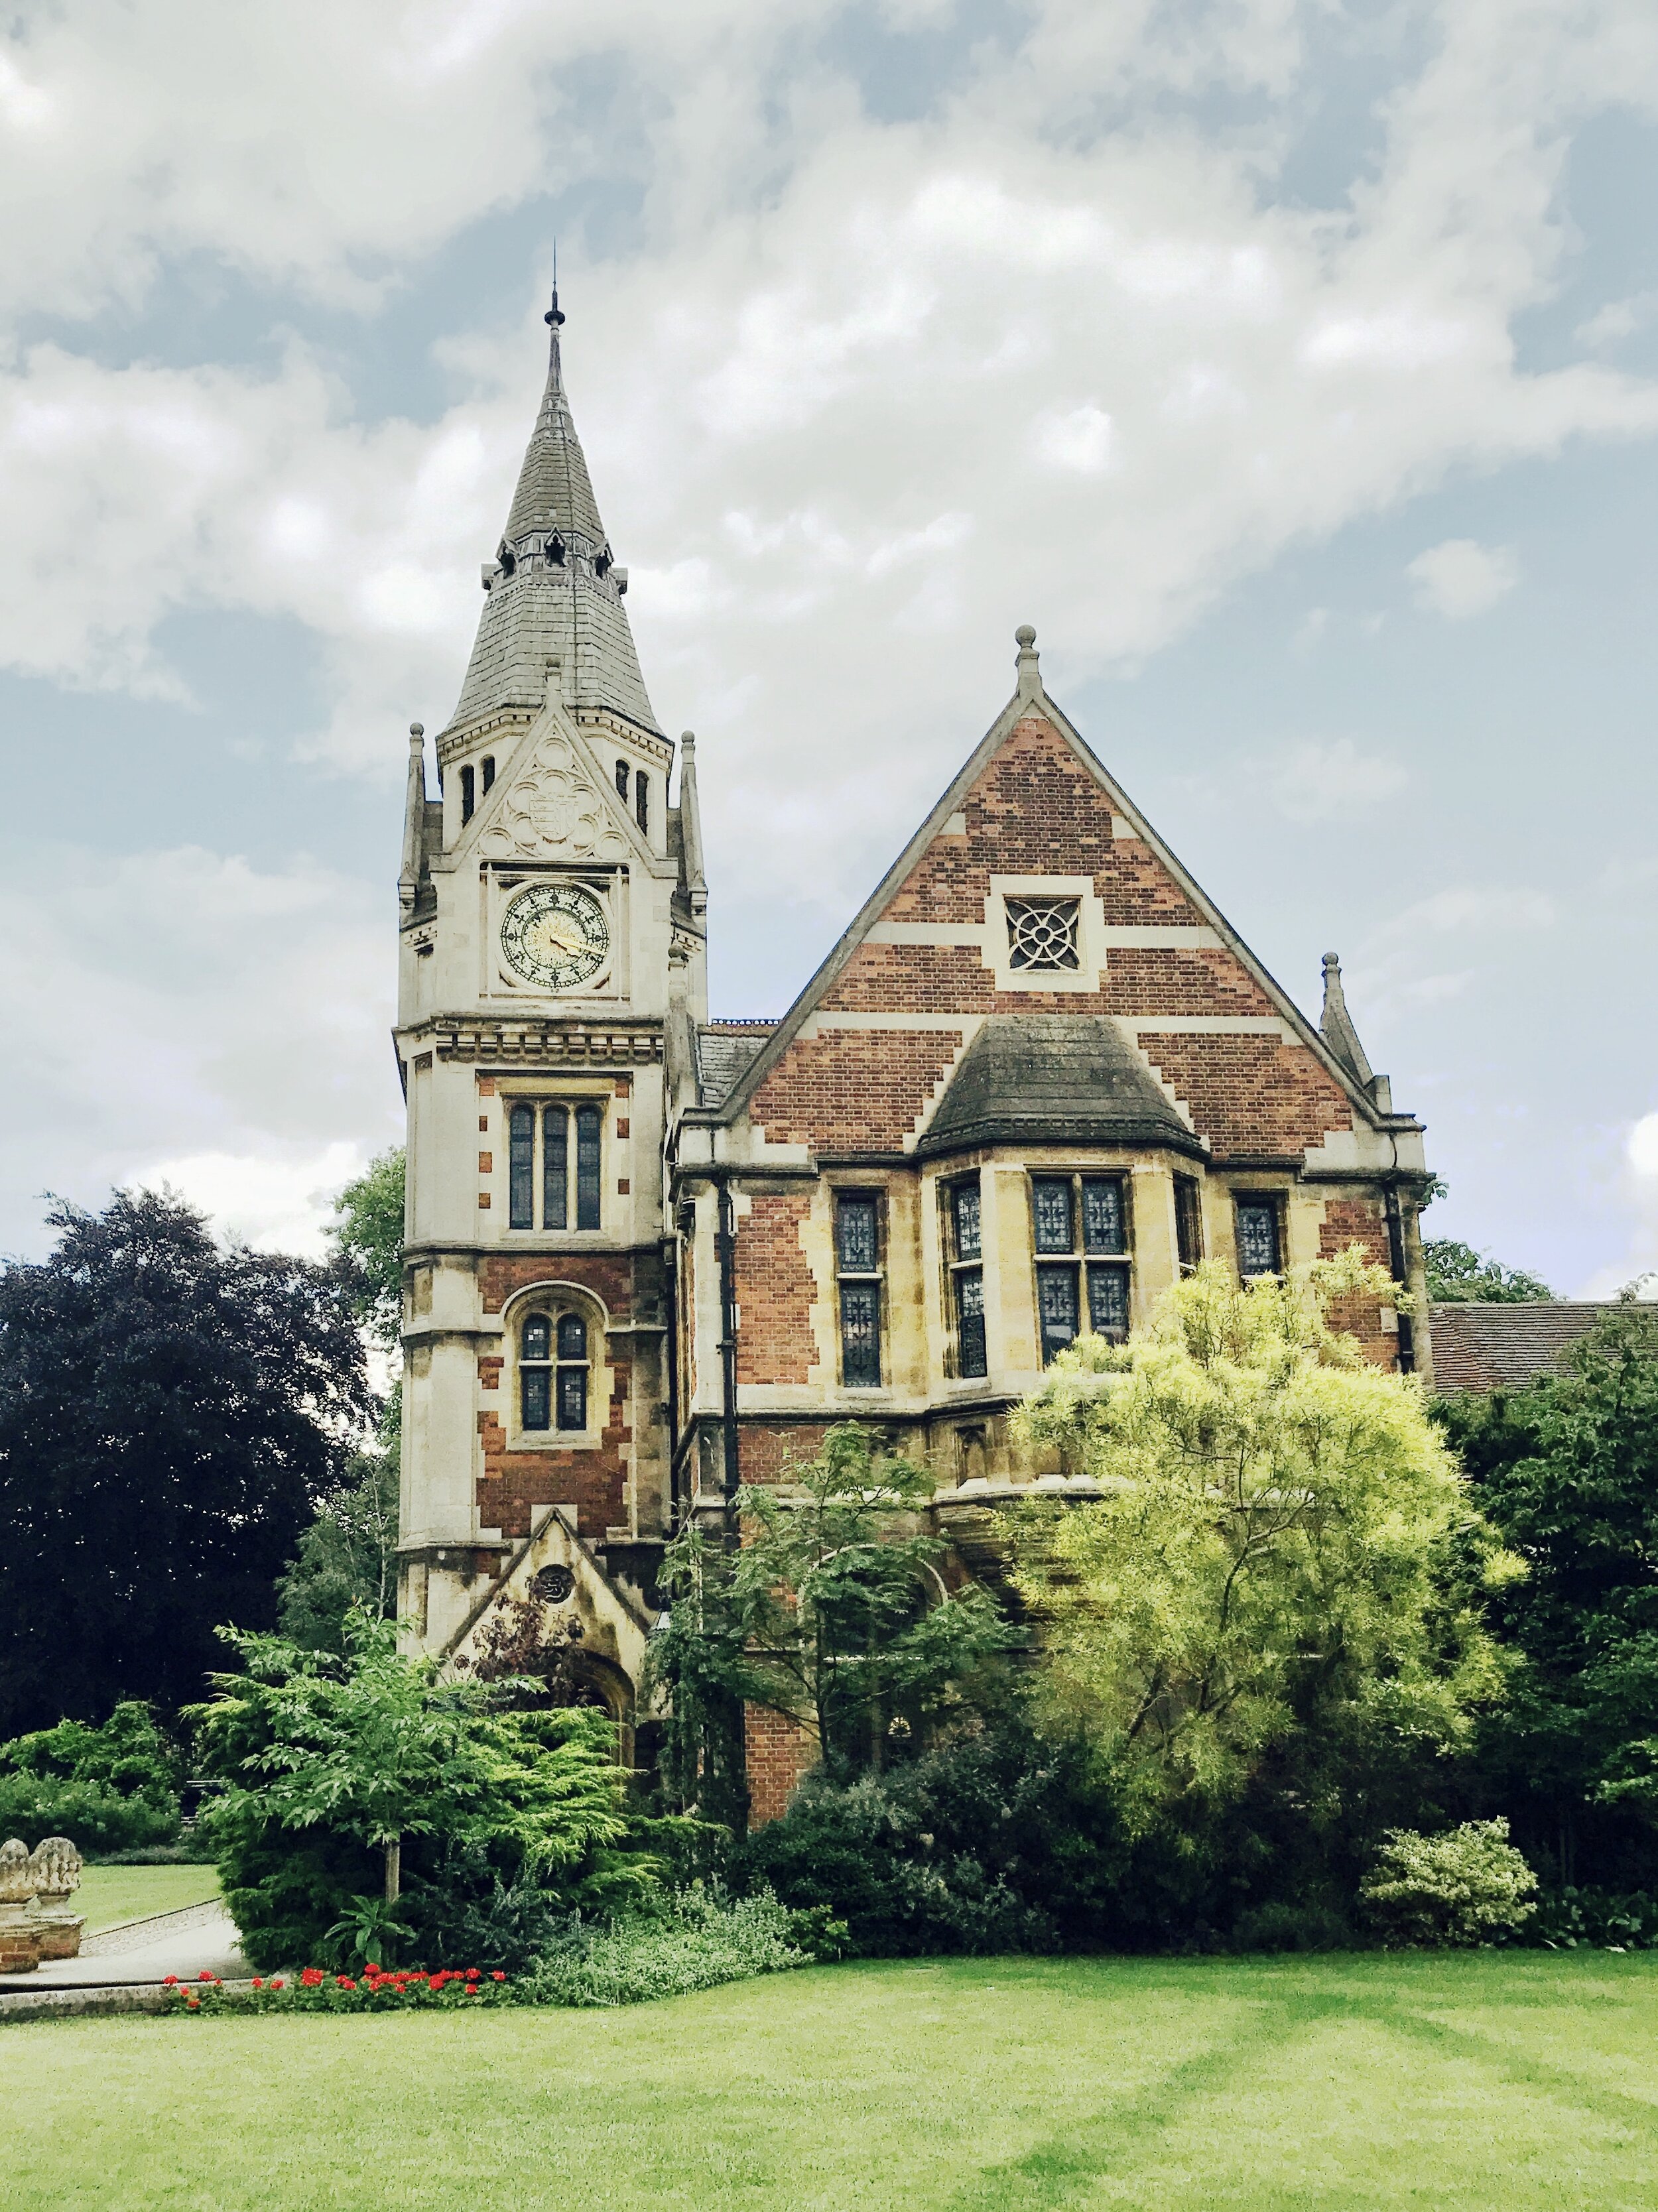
28,1837,85,1961
0,1838,41,1973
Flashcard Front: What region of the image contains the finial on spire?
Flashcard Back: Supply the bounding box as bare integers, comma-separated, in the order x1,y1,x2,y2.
1015,623,1041,702
409,721,424,749
1318,951,1376,1088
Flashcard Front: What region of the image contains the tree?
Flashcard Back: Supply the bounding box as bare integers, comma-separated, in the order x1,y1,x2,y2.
1423,1238,1551,1303
330,1148,405,1350
277,1443,399,1652
649,1426,1016,1816
1008,1256,1515,1842
0,1188,371,1735
1439,1302,1658,1886
191,1609,659,1969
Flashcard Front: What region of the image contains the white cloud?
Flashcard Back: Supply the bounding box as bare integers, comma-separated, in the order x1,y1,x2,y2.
0,844,399,1253
1406,538,1521,620
1574,1112,1658,1299
136,1143,365,1256
1271,738,1409,825
1576,290,1658,348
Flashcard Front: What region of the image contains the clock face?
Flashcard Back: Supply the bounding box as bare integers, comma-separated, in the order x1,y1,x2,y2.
500,882,610,991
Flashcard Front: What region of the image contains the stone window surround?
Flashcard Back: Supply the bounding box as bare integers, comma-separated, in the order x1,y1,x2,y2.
498,1280,611,1452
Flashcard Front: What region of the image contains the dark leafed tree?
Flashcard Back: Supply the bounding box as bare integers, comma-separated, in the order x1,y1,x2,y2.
0,1188,371,1735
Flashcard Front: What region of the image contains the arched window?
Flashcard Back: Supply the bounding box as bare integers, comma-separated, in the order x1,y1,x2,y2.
556,1313,588,1430
520,1311,552,1429
615,758,629,800
481,755,495,795
519,1307,591,1433
460,765,476,823
546,534,565,566
634,771,649,833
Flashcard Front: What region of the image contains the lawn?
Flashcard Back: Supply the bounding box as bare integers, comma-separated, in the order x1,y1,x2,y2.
7,1953,1658,2211
76,1864,222,1933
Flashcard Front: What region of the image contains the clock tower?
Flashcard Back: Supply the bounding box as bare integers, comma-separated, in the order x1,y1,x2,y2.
395,289,707,1679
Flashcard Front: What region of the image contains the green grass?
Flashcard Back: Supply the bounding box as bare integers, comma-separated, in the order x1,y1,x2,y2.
76,1864,221,1933
7,1953,1658,2210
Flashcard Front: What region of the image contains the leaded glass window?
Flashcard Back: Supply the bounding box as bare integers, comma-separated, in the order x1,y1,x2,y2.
1033,1178,1074,1253
1037,1263,1080,1362
509,1105,535,1229
520,1311,552,1430
542,1107,568,1230
947,1175,987,1379
1005,896,1081,973
556,1312,588,1432
519,1307,592,1434
1029,1173,1132,1361
574,1105,603,1231
835,1193,883,1387
460,764,476,823
635,772,649,833
1175,1176,1204,1273
1236,1198,1282,1279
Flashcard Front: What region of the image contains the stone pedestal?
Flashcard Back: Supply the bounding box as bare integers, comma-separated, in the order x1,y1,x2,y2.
33,1912,86,1962
0,1904,41,1973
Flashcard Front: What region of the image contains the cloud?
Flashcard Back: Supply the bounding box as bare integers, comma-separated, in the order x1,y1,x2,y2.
1271,738,1409,825
1576,291,1658,348
1574,1111,1658,1298
136,1143,366,1256
0,843,399,1254
1406,538,1521,620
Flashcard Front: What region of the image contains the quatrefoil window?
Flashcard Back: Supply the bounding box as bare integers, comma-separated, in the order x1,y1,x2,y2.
1005,896,1082,973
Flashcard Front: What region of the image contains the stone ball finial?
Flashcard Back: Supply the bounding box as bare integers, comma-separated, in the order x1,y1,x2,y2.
29,1838,81,1902
1015,624,1037,648
1323,950,1340,969
0,1838,34,1905
409,721,425,744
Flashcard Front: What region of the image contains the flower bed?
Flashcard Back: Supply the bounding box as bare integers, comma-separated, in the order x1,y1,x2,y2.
163,1965,515,2014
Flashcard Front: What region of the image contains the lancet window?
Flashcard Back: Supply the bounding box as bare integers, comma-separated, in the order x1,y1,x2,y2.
507,1101,604,1231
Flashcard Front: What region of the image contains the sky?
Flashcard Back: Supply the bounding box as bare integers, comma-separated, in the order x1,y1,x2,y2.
1,0,1655,1296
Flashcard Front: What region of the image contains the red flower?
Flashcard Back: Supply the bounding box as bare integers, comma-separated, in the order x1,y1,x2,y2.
163,1975,178,1987
428,1974,444,1990
491,1971,506,1983
465,1968,480,1981
271,1978,285,1990
337,1975,357,1990
252,1977,263,1989
186,1998,200,2011
365,1961,381,1975
198,1971,216,1983
301,1968,324,1987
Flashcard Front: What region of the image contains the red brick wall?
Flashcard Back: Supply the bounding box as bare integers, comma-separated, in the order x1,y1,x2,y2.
735,1422,832,1485
745,1704,814,1827
477,1353,631,1539
735,1194,818,1386
1319,1196,1399,1366
750,713,1355,1162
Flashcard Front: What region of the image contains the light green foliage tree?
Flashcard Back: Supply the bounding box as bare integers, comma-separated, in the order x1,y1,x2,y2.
651,1425,1016,1806
329,1147,405,1349
1424,1238,1552,1304
1360,1818,1538,1945
192,1609,659,1968
277,1433,399,1650
0,1702,184,1855
1008,1255,1518,1836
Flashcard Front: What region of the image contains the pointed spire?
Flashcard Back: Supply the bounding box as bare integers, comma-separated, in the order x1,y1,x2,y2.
440,280,662,743
1319,952,1375,1087
399,722,427,910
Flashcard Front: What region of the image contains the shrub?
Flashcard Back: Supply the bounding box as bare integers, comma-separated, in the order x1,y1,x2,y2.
1529,1887,1658,1951
1360,1819,1538,1947
739,1717,1131,1957
526,1886,812,2008
0,1703,183,1853
1228,1900,1355,1953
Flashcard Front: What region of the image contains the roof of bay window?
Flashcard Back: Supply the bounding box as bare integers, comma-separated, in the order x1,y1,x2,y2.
916,1015,1206,1161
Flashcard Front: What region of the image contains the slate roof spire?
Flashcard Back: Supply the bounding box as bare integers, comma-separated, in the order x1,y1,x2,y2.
439,280,663,743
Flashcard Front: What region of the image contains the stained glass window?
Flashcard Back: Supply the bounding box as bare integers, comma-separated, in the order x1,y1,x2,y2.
1236,1198,1281,1279
836,1196,879,1274
1033,1178,1074,1253
509,1105,535,1229
952,1180,981,1261
521,1310,552,1430
542,1107,568,1229
840,1282,881,1386
1082,1179,1125,1255
574,1105,603,1231
556,1365,588,1432
956,1268,987,1379
1005,896,1081,972
1087,1263,1129,1339
1037,1264,1080,1361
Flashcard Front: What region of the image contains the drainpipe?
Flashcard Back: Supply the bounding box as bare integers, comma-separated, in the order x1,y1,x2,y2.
663,1235,682,1530
716,1181,741,1538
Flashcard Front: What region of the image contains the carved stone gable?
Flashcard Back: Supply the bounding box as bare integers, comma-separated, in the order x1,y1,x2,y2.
478,724,631,863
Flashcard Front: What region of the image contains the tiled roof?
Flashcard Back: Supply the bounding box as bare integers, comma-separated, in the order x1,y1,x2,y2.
1427,1302,1620,1394
697,1026,775,1107
916,1014,1206,1160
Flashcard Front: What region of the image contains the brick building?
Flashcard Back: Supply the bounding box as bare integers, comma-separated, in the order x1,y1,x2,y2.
395,300,1433,1778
